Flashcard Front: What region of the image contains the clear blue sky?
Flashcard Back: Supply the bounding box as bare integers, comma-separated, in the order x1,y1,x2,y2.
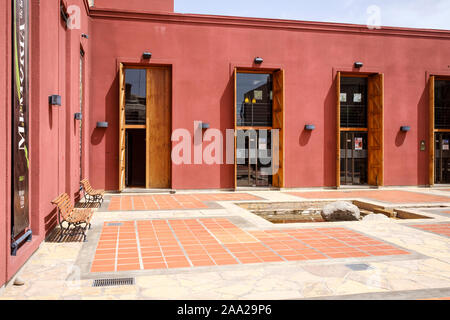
175,0,450,30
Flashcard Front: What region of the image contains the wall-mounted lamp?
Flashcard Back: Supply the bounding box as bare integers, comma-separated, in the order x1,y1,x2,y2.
354,62,364,69
74,113,82,120
254,57,264,64
143,52,152,60
49,95,62,106
305,124,316,131
97,122,109,128
81,33,89,39
400,126,411,132
200,122,210,130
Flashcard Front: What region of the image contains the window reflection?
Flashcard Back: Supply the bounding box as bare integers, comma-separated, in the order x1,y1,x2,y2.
236,73,273,127
125,69,146,125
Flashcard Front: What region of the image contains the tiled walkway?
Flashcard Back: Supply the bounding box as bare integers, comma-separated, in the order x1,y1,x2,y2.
108,193,261,211
410,223,450,237
3,188,450,300
91,218,410,273
288,190,450,204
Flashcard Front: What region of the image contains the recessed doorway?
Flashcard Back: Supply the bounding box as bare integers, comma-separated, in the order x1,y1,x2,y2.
430,77,450,185
336,72,384,187
234,69,285,188
119,65,172,191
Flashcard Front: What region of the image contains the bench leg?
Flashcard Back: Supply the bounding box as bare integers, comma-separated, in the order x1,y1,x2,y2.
83,224,89,242
58,228,65,243
58,222,68,243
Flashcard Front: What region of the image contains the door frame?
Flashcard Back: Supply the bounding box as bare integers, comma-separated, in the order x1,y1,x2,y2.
336,72,384,187
118,64,172,191
429,75,450,185
233,67,285,189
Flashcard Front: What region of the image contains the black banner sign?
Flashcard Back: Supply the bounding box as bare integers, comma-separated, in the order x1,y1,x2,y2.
12,0,30,238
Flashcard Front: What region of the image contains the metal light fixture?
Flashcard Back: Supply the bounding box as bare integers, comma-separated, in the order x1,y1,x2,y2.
400,126,411,132
354,62,364,69
254,57,263,64
97,122,109,128
200,123,210,129
49,95,62,106
305,124,316,131
81,33,89,39
143,52,152,60
74,113,82,120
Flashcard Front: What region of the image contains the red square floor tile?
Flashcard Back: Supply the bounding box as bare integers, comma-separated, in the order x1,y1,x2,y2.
91,265,115,273
260,256,284,262
166,261,191,269
143,263,167,270
117,264,141,272
191,259,216,267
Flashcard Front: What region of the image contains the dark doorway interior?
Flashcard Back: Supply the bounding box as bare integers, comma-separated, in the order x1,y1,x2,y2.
435,132,450,184
340,131,368,185
434,80,450,184
340,77,368,128
125,129,146,187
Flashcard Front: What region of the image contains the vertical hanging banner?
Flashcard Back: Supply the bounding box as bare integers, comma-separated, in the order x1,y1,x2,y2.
12,0,30,239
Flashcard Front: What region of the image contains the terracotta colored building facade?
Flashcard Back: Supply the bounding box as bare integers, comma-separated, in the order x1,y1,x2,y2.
1,0,450,287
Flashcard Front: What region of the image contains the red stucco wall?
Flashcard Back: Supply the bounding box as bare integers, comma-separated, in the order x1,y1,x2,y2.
0,0,91,287
88,11,450,190
93,0,174,13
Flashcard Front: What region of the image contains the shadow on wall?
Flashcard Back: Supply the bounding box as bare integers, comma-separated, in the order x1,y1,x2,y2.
107,71,120,190
90,127,106,145
219,75,234,189
48,104,54,129
44,207,58,238
323,82,336,187
395,130,407,147
417,85,429,185
299,129,312,146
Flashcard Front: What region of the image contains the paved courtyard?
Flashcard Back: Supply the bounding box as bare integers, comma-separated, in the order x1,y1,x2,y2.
1,187,450,300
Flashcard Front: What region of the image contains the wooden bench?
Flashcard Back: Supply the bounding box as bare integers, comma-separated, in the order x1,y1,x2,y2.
80,178,105,204
51,193,94,242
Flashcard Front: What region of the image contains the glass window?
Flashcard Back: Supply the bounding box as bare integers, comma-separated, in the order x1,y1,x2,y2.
125,69,147,125
435,80,450,129
236,73,273,127
340,77,368,128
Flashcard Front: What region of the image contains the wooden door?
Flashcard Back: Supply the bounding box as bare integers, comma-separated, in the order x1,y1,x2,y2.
118,63,126,191
367,73,384,186
146,67,172,188
336,72,341,188
429,75,435,186
272,69,285,188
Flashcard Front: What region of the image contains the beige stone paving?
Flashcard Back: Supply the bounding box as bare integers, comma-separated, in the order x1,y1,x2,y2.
1,187,450,300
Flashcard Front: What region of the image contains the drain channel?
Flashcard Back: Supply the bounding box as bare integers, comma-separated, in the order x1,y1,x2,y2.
92,277,135,287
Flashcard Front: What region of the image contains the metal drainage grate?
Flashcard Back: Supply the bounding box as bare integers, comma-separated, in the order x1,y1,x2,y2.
345,263,372,271
92,278,135,287
107,223,123,227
